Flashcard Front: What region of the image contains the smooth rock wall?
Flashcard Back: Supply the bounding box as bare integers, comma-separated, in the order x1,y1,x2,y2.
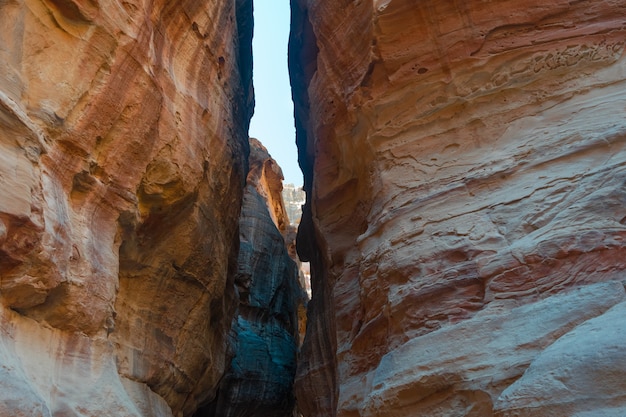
290,0,626,416
0,0,252,415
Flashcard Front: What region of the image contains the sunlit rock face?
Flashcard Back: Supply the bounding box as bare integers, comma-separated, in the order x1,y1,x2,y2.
289,0,626,416
0,0,252,415
200,138,303,417
282,183,306,225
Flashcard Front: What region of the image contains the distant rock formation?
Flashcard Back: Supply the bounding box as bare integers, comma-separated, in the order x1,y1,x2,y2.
0,0,253,415
199,138,304,417
282,183,306,225
289,0,626,416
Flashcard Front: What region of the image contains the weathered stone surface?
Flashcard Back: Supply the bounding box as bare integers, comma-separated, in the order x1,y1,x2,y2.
0,306,173,417
362,282,625,417
494,297,626,417
200,139,303,417
289,0,626,415
0,0,252,415
282,183,306,225
0,322,51,417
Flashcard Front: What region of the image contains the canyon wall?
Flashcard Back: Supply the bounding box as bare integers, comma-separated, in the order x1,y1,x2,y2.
199,138,304,417
290,1,626,416
0,0,252,415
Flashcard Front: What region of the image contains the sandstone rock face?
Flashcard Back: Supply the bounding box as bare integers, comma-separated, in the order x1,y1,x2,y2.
0,0,252,415
289,1,626,416
282,183,306,225
200,139,303,417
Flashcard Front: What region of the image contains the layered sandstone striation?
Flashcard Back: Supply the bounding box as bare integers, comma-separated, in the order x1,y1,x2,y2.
290,0,626,416
200,139,304,417
0,0,252,415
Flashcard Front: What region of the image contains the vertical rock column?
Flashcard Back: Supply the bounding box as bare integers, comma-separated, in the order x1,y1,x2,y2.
290,0,626,416
198,138,304,417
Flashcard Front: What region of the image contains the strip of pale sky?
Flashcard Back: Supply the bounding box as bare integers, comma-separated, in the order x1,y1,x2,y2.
249,1,302,187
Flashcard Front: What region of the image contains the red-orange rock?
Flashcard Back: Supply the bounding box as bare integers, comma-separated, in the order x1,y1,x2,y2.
0,0,252,415
290,0,626,415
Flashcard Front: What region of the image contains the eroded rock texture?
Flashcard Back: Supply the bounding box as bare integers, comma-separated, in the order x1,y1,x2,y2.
201,138,303,417
0,0,252,415
290,1,626,416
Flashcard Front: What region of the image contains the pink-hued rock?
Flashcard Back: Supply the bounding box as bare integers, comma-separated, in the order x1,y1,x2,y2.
0,0,252,415
289,0,626,415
